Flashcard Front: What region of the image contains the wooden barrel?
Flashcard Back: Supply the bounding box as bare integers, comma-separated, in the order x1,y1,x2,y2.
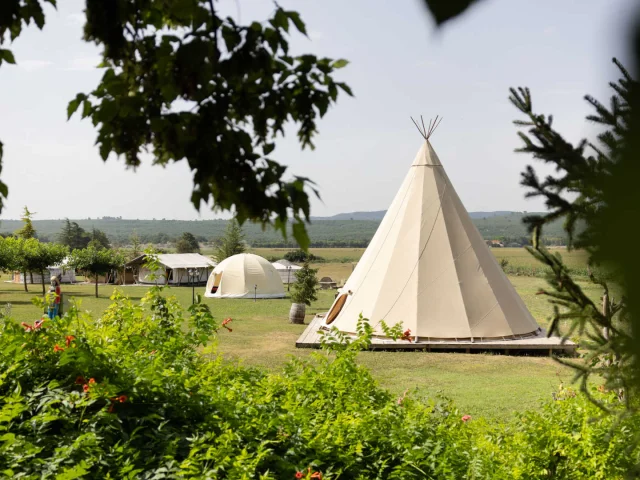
289,303,306,324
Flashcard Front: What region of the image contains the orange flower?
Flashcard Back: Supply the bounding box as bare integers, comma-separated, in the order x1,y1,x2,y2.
222,318,233,332
21,322,33,332
461,414,472,423
400,329,413,342
88,378,96,384
53,344,65,353
118,395,127,403
65,335,75,347
75,376,86,384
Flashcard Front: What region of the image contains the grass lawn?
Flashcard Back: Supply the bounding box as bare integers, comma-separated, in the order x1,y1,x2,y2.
0,266,601,422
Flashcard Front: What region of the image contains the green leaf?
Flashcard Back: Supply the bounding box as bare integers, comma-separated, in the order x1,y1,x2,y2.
337,82,354,97
0,49,16,65
292,220,310,251
67,94,87,120
81,100,92,119
272,9,289,32
331,59,349,69
421,0,484,25
286,11,307,36
263,143,275,156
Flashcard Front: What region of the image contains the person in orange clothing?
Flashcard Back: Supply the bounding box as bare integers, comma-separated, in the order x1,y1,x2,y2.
47,276,61,319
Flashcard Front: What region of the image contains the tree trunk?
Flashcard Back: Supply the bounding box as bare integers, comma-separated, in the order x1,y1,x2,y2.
29,272,33,284
95,274,99,298
23,271,28,292
41,269,46,296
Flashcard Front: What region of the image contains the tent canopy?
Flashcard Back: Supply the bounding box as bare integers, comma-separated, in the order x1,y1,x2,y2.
205,253,285,299
323,141,541,341
272,261,302,284
126,253,216,270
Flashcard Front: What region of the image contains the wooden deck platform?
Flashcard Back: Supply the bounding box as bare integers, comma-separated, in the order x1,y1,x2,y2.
296,315,577,354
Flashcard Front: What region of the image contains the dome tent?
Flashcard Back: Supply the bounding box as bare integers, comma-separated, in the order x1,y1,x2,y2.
205,253,285,299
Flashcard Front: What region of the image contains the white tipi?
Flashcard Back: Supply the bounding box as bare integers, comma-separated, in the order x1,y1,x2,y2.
323,134,541,341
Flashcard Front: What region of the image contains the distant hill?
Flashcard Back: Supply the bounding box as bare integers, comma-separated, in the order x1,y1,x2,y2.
312,211,387,221
0,211,567,247
313,210,538,221
468,211,523,219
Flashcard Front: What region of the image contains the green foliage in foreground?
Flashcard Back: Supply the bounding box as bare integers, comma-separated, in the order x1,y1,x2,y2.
0,290,638,478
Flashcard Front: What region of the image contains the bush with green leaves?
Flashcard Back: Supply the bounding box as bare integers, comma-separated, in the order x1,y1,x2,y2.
290,262,319,306
1,289,639,478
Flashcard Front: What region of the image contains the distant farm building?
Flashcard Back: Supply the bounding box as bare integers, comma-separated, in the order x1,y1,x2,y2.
124,253,216,285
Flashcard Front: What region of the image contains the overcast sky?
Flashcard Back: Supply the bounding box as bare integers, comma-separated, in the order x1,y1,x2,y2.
0,0,636,220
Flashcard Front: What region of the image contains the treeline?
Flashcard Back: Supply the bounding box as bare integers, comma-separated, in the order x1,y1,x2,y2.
0,213,571,247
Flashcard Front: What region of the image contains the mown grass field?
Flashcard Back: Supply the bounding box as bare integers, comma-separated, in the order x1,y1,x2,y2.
0,247,598,421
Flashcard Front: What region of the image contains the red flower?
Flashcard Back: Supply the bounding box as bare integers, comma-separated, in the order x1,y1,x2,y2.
118,395,128,403
295,473,303,479
65,335,75,347
461,414,472,423
75,376,86,384
83,384,90,393
53,344,65,353
21,322,33,332
400,329,413,342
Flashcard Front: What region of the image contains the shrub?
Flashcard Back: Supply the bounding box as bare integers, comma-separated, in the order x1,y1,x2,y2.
290,262,319,306
284,250,324,264
0,290,638,478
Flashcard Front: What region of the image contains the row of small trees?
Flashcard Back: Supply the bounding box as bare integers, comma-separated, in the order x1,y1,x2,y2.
0,237,125,298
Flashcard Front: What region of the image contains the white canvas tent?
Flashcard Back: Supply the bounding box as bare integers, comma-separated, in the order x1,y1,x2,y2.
272,260,302,284
126,253,216,285
323,140,542,341
205,253,285,299
14,257,76,284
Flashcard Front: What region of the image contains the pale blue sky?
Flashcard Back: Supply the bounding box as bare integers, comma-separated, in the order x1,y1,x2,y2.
0,0,635,220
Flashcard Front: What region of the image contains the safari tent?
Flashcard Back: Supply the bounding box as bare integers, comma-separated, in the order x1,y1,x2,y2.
13,258,76,284
272,260,302,284
205,253,285,299
124,253,216,285
297,127,573,353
